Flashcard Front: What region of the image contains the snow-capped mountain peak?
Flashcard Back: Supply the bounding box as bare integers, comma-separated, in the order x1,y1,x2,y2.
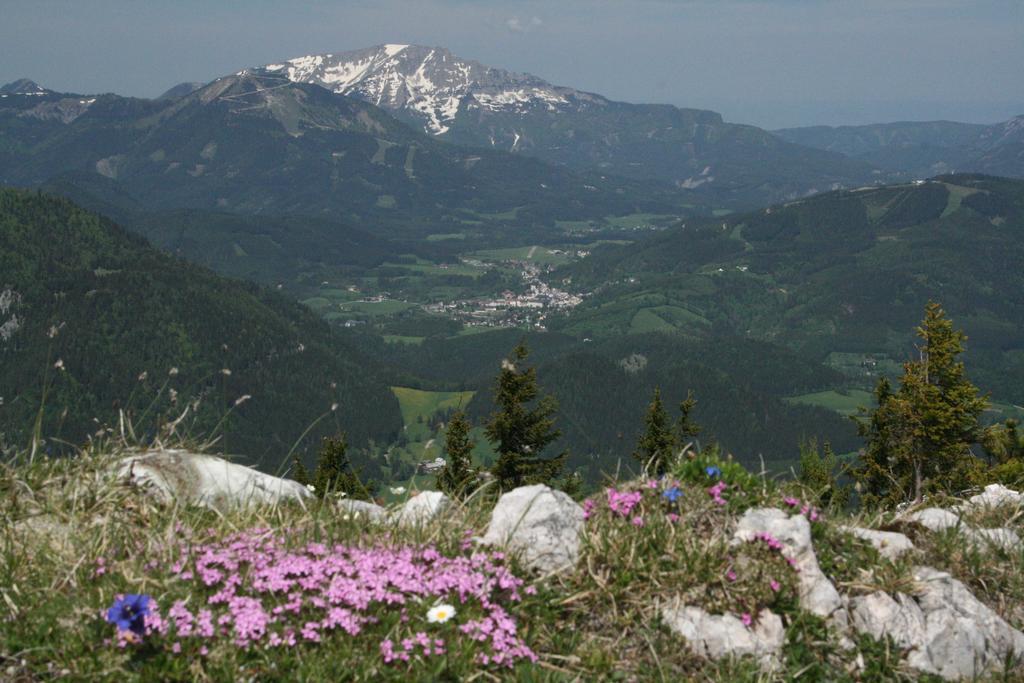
256,44,584,135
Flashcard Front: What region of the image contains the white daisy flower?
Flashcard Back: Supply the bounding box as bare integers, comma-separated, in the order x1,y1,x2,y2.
427,604,456,624
390,486,407,495
305,484,315,493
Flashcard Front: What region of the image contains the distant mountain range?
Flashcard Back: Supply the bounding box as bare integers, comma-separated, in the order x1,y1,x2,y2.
251,44,877,207
0,72,684,239
775,117,1024,180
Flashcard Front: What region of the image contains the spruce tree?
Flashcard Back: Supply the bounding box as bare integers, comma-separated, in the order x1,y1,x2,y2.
486,342,566,490
311,433,376,501
437,410,477,498
676,390,702,444
291,454,310,486
853,302,987,505
632,387,677,476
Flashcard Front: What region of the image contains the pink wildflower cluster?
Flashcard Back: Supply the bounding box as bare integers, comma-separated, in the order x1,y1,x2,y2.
707,480,728,506
750,532,800,571
782,496,821,521
605,488,643,517
128,529,537,668
380,633,446,663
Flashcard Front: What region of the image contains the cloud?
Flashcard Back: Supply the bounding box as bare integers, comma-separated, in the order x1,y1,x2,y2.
505,15,542,33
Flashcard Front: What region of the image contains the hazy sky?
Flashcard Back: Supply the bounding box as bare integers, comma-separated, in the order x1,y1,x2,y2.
1,0,1021,129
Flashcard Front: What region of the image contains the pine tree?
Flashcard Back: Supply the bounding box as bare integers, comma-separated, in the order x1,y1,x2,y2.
853,302,987,505
486,342,566,490
798,438,849,508
676,390,702,444
311,433,376,501
632,387,677,476
437,410,477,498
291,454,310,486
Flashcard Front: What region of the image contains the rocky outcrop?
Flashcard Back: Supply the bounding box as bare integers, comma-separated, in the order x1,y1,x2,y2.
850,567,1024,680
840,526,915,560
661,602,784,666
733,507,842,617
118,450,309,508
482,484,585,574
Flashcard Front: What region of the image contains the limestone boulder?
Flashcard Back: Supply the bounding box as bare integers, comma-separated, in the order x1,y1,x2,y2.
733,507,842,617
661,602,784,666
840,526,915,560
850,567,1024,680
390,490,451,526
482,484,584,574
961,484,1023,512
118,449,309,507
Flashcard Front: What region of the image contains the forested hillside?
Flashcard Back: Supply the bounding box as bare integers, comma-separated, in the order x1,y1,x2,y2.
555,174,1024,405
0,189,402,464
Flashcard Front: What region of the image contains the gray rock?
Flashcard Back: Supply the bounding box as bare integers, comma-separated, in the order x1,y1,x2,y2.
118,449,309,507
390,490,451,526
733,507,842,617
962,484,1024,511
337,498,386,521
661,602,784,666
903,507,1020,551
840,525,915,560
850,567,1024,680
904,507,963,532
481,484,584,574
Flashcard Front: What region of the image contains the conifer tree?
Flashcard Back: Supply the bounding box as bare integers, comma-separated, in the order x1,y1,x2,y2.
311,433,376,501
291,454,310,486
437,410,477,498
798,438,849,508
676,390,702,444
632,387,677,476
853,302,987,505
486,342,566,490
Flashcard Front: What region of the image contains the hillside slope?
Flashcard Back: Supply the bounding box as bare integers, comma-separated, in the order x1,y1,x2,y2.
554,175,1024,403
0,189,402,464
0,75,689,238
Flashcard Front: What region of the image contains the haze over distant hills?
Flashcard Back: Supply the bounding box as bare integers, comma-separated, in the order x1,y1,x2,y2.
776,117,1024,181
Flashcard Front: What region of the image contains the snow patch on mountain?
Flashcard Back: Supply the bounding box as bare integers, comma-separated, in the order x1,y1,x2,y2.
255,44,586,136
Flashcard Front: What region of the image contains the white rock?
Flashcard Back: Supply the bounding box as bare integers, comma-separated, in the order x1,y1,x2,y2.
962,484,1024,511
850,567,1024,680
733,507,842,617
482,484,584,574
904,507,963,532
969,527,1021,552
337,499,386,521
390,490,451,526
118,449,309,507
903,507,1020,550
841,526,915,560
661,603,784,666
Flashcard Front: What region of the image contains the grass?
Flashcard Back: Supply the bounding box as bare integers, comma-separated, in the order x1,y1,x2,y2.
382,335,425,346
391,387,476,427
467,246,574,266
4,428,1024,680
784,389,875,417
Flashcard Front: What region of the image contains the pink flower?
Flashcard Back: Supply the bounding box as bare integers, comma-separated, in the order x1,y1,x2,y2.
666,513,680,523
783,496,800,508
725,569,737,582
741,612,753,628
631,516,645,527
769,579,780,592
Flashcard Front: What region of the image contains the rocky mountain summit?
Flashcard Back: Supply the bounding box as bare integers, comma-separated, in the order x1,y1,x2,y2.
253,45,875,206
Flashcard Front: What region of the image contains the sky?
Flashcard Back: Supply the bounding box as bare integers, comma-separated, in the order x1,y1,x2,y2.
1,0,1021,129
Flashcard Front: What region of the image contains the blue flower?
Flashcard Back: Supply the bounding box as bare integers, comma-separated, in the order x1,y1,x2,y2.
662,486,683,503
106,594,151,635
704,466,722,479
